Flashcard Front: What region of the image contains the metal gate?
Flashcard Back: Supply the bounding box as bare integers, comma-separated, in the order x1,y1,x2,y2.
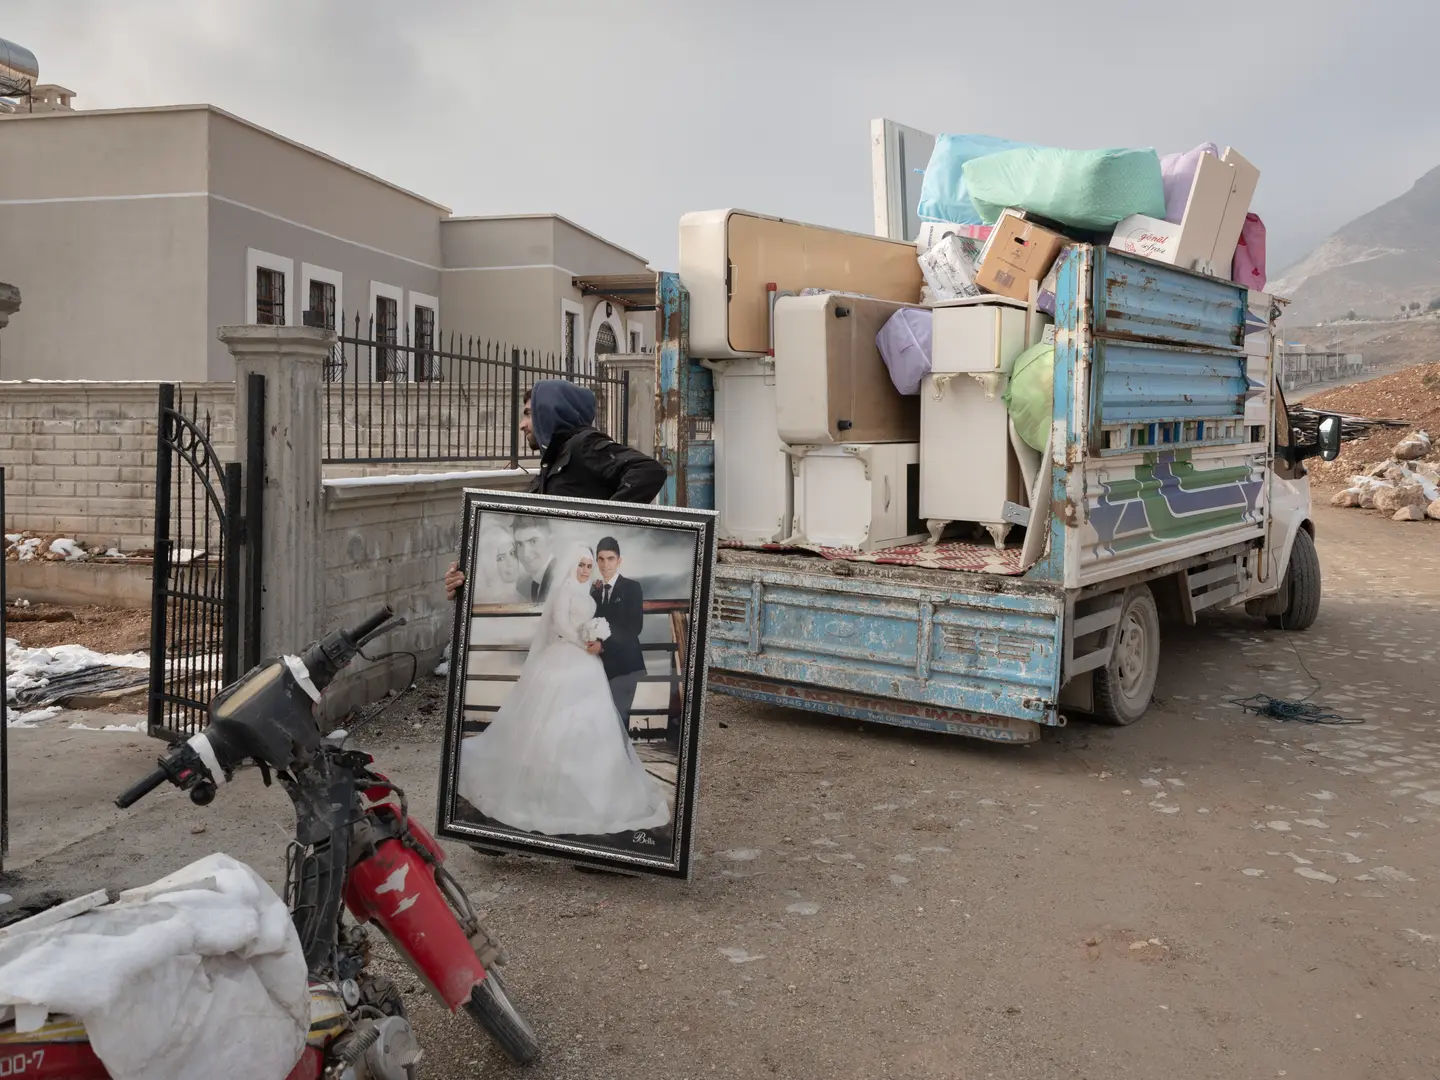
148,377,264,741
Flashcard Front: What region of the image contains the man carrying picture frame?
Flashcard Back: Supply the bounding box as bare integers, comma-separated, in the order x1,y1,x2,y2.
445,379,666,601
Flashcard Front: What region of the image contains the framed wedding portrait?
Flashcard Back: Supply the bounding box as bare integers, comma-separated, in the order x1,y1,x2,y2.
437,489,718,878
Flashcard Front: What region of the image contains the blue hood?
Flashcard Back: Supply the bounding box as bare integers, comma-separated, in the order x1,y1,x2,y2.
530,379,597,450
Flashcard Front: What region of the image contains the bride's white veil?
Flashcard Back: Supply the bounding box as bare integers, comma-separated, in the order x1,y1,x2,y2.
517,541,596,680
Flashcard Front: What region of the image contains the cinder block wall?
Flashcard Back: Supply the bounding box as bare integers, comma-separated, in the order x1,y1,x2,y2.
0,381,534,550
0,382,236,550
319,468,531,718
0,375,543,715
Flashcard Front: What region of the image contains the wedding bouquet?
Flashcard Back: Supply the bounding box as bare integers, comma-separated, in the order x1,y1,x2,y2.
580,617,611,645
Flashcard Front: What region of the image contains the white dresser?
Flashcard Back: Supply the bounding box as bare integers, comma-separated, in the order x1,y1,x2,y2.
919,373,1027,549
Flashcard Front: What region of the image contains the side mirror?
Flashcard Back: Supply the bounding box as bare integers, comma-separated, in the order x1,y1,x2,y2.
1317,414,1342,461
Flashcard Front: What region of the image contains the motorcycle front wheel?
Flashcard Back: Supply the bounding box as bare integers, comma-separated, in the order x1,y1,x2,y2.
463,968,539,1065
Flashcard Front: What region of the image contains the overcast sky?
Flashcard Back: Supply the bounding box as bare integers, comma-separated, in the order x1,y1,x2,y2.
6,0,1437,273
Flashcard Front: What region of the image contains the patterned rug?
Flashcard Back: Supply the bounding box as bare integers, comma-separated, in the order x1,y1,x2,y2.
718,538,1027,575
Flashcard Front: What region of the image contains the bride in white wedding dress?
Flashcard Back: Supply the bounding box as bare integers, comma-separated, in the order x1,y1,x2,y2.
456,541,671,837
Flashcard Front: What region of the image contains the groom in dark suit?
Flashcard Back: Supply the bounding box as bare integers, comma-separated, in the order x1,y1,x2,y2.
587,536,646,735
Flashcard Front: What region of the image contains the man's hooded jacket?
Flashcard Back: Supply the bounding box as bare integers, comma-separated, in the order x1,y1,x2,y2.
528,380,666,504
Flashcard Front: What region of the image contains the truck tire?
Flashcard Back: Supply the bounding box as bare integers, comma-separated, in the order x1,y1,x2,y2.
1268,527,1321,631
1093,586,1160,726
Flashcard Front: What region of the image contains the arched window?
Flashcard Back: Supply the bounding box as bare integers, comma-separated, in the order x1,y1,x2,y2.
595,322,618,358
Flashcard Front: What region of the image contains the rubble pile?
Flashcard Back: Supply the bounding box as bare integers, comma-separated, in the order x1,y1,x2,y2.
1305,363,1440,491
1329,431,1440,522
3,534,131,562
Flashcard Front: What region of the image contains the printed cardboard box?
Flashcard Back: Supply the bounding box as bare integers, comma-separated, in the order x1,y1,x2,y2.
974,210,1067,302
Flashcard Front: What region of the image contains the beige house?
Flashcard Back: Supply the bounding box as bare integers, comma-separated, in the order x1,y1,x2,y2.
0,102,652,382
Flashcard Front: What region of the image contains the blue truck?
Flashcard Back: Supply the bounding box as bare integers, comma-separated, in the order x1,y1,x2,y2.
643,225,1340,745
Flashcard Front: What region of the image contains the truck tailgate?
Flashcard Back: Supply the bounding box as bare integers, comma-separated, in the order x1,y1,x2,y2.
711,553,1064,726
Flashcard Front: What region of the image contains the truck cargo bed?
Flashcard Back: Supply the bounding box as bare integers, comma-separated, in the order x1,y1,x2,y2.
712,549,1064,739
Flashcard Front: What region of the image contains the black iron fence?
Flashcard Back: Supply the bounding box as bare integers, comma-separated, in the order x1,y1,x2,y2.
322,314,630,465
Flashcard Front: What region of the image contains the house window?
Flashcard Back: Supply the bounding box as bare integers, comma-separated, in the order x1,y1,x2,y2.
595,322,618,358
375,295,400,382
256,267,286,325
308,279,336,331
559,299,584,375
414,303,436,382
629,329,641,353
302,263,343,381
247,249,293,326
564,311,578,374
310,279,341,382
596,321,619,355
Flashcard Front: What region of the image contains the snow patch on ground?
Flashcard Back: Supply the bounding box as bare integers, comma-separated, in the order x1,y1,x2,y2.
68,720,146,733
10,706,62,728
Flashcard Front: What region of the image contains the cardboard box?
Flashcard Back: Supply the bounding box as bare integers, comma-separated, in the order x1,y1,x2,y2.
1110,215,1183,262
974,210,1067,302
916,220,994,256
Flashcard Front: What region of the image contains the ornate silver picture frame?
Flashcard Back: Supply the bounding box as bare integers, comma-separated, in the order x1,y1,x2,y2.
437,489,716,878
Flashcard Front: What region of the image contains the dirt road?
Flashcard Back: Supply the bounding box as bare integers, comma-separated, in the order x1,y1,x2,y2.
5,503,1438,1079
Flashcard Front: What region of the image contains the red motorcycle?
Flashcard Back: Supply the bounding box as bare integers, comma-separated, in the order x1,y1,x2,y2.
0,606,538,1077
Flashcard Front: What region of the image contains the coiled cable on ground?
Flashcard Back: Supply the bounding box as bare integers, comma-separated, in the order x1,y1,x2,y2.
1230,694,1364,725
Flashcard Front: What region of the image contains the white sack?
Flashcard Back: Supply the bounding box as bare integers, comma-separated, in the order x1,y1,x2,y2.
0,853,309,1080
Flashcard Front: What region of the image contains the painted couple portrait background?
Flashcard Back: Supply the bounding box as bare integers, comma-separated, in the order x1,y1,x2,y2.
438,495,714,876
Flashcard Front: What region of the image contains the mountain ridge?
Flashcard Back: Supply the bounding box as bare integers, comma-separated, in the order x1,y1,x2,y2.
1272,163,1440,325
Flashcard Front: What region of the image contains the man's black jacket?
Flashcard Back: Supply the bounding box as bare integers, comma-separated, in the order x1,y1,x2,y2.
531,426,666,504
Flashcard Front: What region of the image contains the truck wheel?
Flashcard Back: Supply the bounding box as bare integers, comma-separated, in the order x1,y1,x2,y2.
1093,586,1160,726
1268,528,1321,632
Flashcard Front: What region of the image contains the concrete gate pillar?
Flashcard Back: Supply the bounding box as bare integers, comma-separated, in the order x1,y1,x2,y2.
0,284,20,374
597,353,657,455
218,324,335,659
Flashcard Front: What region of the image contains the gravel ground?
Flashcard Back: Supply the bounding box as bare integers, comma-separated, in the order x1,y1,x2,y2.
4,503,1440,1079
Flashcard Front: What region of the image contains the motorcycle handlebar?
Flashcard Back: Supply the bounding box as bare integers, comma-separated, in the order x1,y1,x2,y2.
115,764,170,809
350,605,395,644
